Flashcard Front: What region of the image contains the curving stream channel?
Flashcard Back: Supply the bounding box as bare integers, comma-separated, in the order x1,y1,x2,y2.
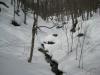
38,45,64,75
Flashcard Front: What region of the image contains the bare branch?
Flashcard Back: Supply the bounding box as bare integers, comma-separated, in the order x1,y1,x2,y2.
37,25,56,29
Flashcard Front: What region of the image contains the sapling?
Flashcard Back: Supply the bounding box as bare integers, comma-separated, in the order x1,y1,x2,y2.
78,25,89,69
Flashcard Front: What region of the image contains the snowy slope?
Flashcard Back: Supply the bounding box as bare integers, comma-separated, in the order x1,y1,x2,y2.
0,0,54,75
0,53,53,75
44,14,100,75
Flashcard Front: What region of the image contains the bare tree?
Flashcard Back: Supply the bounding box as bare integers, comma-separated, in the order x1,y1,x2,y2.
28,0,39,63
78,26,88,69
28,12,38,63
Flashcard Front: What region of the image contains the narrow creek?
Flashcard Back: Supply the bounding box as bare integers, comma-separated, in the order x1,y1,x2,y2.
38,44,64,75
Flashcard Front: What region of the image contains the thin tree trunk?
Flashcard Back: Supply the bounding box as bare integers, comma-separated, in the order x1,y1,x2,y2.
76,37,79,60
76,24,80,60
28,29,35,63
70,32,73,52
76,21,83,60
28,12,38,63
11,0,13,5
78,35,85,68
70,14,74,52
24,12,27,24
14,0,15,21
28,0,39,63
65,25,69,54
78,26,88,68
17,0,20,10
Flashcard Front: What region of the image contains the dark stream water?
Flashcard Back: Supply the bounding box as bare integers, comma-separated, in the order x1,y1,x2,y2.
38,47,64,75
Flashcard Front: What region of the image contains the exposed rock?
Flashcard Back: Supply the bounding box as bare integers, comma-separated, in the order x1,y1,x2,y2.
43,41,55,45
11,20,20,26
52,34,58,37
77,33,84,37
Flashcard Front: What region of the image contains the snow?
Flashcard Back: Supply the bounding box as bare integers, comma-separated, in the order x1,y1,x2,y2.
0,0,100,75
0,53,53,75
58,14,100,75
0,0,53,75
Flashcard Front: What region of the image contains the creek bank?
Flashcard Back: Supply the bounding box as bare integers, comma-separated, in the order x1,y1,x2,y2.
38,47,63,75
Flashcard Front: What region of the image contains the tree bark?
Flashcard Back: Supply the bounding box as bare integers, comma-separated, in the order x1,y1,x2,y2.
28,12,38,63
11,0,13,5
14,0,15,21
24,11,27,24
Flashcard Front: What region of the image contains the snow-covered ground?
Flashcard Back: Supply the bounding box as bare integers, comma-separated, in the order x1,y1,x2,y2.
0,0,53,75
0,0,100,75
